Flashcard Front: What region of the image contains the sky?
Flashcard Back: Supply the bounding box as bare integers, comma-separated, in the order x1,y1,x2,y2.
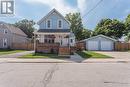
0,0,130,30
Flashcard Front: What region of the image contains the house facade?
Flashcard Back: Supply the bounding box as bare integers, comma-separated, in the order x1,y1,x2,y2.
34,9,75,54
0,22,28,49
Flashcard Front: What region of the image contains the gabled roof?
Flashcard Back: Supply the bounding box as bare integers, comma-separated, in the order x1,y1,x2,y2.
83,35,117,42
0,22,27,36
37,8,70,25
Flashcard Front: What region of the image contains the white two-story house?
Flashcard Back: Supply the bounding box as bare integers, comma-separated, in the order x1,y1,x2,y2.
34,9,75,54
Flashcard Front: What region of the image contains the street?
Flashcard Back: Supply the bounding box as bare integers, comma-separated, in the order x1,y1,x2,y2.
0,62,130,87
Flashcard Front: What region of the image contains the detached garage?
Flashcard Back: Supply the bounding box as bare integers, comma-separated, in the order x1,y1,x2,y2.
85,35,117,51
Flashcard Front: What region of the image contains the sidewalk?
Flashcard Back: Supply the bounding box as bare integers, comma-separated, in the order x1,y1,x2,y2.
0,58,74,63
70,53,84,62
0,58,130,63
82,58,130,63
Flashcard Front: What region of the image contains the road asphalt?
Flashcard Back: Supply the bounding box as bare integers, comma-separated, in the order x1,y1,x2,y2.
0,63,130,87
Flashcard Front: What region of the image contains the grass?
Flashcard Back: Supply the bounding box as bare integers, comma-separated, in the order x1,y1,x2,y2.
0,49,25,55
77,51,113,59
19,53,70,59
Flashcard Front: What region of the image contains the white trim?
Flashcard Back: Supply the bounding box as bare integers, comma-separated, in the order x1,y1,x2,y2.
83,35,117,42
46,19,51,29
3,38,7,48
57,19,63,29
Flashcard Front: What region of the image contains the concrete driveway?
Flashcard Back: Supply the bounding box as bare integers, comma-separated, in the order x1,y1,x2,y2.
96,51,130,59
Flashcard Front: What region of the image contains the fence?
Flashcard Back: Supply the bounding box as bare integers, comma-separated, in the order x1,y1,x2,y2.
115,42,130,51
75,41,85,51
12,43,34,50
59,46,70,55
36,43,60,54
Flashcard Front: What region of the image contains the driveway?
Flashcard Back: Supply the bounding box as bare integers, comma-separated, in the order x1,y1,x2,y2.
0,51,34,58
96,51,130,59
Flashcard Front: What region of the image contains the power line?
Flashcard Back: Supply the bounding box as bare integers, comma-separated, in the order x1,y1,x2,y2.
82,0,103,18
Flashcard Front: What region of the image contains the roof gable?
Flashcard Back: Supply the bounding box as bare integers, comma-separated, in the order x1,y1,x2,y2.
37,8,70,25
84,35,117,42
0,22,27,36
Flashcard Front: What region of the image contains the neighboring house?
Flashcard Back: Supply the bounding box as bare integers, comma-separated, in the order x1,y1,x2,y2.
83,35,117,51
34,9,75,54
0,22,28,49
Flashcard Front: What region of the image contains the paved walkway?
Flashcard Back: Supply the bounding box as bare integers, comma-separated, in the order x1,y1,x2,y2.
0,51,34,58
70,53,84,62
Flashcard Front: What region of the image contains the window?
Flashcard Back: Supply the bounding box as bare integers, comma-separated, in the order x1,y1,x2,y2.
71,39,73,43
4,29,8,34
59,20,61,28
47,20,51,28
44,35,55,43
3,38,7,48
58,19,62,28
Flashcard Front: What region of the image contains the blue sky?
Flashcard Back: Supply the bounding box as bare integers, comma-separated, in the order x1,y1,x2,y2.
0,0,130,30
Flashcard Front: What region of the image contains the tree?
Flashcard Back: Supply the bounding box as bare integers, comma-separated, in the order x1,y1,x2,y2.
13,19,36,38
65,13,83,40
125,32,130,42
124,14,130,35
81,28,92,40
93,18,126,39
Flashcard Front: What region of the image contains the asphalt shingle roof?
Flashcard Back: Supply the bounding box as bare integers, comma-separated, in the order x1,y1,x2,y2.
0,22,27,36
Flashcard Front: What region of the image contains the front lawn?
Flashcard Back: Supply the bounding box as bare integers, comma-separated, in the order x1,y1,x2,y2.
19,53,69,59
77,51,113,59
0,49,25,55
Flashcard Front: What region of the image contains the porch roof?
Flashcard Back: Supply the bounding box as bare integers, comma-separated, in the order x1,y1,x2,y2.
37,29,70,33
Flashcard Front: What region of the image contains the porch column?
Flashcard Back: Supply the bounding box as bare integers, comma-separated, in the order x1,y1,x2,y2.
41,35,44,43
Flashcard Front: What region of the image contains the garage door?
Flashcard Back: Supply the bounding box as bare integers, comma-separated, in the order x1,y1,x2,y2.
101,41,113,51
88,41,99,50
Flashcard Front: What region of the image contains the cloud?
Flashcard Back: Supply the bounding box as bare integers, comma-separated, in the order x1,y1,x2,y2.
24,0,77,15
77,0,87,16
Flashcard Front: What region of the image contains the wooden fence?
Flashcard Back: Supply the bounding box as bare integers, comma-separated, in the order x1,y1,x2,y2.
12,43,34,50
115,42,130,51
36,43,60,54
75,41,85,51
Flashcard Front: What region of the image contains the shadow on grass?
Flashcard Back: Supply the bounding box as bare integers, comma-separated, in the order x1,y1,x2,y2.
76,51,113,59
76,51,92,59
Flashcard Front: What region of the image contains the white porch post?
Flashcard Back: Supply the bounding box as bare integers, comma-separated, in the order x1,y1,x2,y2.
41,35,44,43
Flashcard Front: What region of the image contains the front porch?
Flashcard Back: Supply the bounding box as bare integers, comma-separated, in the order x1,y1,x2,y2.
37,33,70,47
34,32,75,55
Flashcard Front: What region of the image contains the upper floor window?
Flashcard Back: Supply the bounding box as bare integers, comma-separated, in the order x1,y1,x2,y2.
58,19,62,29
47,20,51,28
4,29,8,34
3,38,7,47
71,39,73,43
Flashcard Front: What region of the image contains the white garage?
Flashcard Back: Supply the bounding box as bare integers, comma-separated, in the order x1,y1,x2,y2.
85,35,117,51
